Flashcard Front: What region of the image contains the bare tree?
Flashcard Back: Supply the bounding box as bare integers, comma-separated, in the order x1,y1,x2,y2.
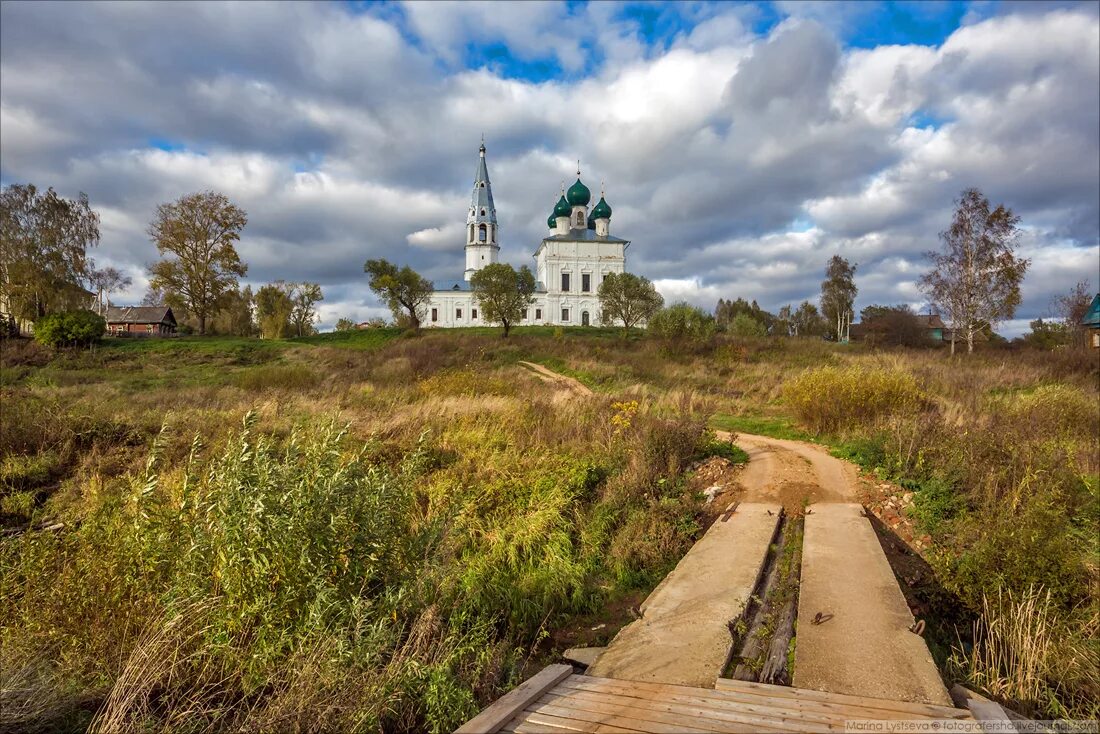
88,264,132,315
920,188,1029,355
1052,280,1092,349
147,191,248,335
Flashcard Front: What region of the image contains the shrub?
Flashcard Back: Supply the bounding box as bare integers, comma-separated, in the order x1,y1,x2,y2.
647,302,716,342
783,365,924,434
33,311,105,349
727,313,767,338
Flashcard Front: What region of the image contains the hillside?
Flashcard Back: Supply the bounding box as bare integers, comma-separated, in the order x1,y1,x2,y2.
1,330,1097,730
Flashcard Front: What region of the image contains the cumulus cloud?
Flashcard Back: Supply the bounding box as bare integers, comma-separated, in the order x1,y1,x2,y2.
1,1,1097,334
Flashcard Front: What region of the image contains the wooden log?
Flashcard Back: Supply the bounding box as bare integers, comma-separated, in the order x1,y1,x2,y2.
730,519,785,680
759,541,801,685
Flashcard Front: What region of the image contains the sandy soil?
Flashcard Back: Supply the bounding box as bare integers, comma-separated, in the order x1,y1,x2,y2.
517,360,593,396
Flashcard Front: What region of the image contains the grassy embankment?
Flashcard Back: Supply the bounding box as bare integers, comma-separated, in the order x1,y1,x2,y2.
1,328,718,733
2,329,1097,725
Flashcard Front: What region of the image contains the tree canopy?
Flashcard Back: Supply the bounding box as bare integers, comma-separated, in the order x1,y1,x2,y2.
364,259,433,333
147,191,248,335
255,282,294,339
469,263,535,337
858,304,929,347
820,255,857,342
289,282,323,337
647,302,716,341
920,188,1028,354
598,272,664,333
0,183,100,322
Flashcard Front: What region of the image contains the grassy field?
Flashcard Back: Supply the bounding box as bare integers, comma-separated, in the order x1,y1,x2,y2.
1,329,1097,728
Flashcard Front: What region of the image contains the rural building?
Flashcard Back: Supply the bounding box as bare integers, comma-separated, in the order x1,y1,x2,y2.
105,306,178,337
1085,293,1100,348
427,142,631,328
914,313,945,341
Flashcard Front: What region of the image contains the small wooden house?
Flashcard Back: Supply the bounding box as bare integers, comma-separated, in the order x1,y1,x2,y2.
1084,293,1100,349
105,306,178,337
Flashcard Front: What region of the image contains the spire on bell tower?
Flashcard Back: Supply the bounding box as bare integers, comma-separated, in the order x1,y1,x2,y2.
465,140,499,280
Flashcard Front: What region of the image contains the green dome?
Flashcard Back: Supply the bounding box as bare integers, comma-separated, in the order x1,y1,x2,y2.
566,178,591,206
553,195,571,217
547,213,557,228
587,213,596,230
591,196,612,220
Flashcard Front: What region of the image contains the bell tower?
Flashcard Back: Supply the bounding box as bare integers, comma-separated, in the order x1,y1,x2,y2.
464,140,500,281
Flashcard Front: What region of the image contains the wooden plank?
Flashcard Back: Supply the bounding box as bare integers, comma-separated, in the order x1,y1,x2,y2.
567,676,955,724
510,713,641,734
527,699,716,734
519,713,646,734
544,687,834,733
551,682,846,730
715,678,972,719
456,665,575,734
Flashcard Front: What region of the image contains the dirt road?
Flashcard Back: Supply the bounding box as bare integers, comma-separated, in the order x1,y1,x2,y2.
518,361,593,396
723,431,952,706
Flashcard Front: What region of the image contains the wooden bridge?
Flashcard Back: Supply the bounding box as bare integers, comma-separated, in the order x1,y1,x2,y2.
456,664,986,733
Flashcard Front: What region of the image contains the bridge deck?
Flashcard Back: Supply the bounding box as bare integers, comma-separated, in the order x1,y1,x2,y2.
457,666,975,734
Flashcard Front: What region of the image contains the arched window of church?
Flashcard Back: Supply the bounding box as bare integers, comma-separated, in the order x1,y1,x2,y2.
576,212,584,226
480,208,486,216
478,224,487,242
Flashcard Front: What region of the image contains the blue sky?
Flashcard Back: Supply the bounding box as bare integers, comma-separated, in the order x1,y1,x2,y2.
1,0,1097,333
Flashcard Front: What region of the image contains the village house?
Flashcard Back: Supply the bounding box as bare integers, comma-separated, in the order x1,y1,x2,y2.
105,306,178,337
1084,293,1100,348
427,142,631,328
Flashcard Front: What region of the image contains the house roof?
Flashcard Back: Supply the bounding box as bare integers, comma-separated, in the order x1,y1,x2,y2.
914,313,946,329
105,306,176,325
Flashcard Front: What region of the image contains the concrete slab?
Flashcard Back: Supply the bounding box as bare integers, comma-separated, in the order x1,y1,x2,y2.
586,502,781,688
794,503,951,706
561,646,605,668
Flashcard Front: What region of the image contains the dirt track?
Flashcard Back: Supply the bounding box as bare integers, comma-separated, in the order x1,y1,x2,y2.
721,431,951,705
518,361,593,396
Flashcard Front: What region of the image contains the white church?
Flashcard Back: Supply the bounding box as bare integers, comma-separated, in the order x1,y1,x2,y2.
427,143,631,327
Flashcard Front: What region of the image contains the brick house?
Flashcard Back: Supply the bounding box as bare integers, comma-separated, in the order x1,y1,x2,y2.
105,306,178,337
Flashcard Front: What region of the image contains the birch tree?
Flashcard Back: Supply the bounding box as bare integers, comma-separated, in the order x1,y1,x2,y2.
920,188,1029,355
820,255,857,342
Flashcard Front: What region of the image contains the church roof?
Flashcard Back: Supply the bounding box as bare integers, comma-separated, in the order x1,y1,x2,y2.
468,143,497,225
543,228,629,244
566,177,591,206
432,280,472,292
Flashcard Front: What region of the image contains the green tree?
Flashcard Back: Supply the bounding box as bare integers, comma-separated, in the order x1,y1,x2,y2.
775,304,793,336
791,301,826,337
920,188,1029,355
858,304,929,347
0,184,100,322
598,272,664,333
289,282,323,337
255,282,293,339
820,255,857,342
647,302,716,341
728,312,767,338
147,191,248,335
716,297,774,334
364,259,433,333
469,263,535,337
334,317,356,332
